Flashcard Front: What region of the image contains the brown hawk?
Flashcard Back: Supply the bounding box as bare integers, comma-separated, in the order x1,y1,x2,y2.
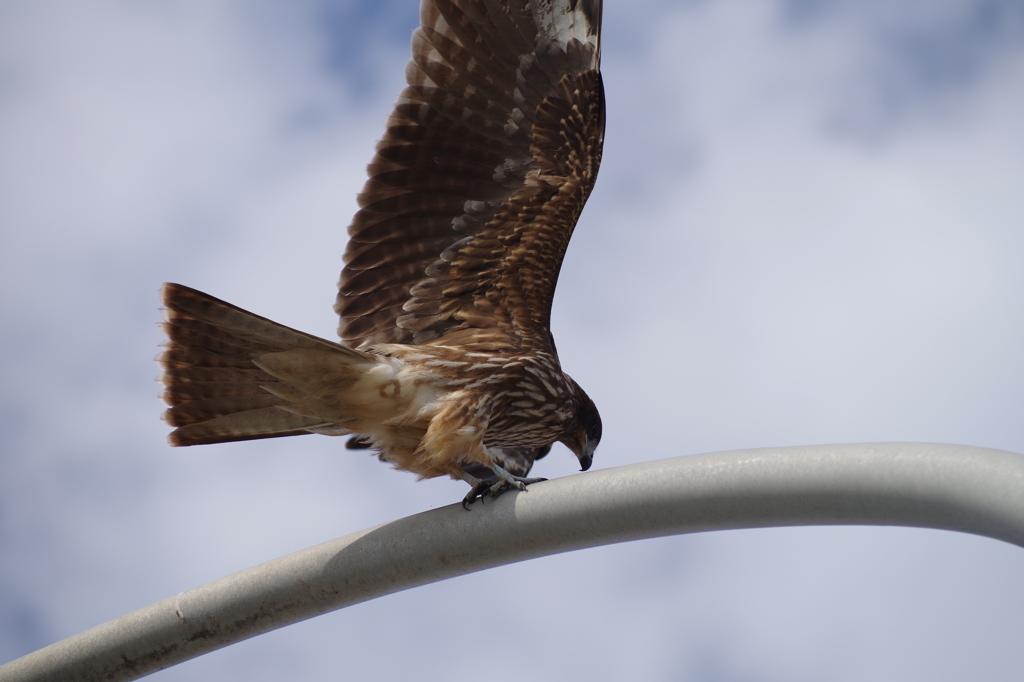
160,0,604,507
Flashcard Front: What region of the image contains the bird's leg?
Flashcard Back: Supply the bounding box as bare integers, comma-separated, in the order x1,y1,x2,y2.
486,464,547,499
459,464,547,509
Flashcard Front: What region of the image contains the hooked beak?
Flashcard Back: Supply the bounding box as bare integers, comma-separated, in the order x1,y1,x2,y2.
576,437,596,472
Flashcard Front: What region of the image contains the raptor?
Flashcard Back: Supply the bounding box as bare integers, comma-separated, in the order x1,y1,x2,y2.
160,0,605,507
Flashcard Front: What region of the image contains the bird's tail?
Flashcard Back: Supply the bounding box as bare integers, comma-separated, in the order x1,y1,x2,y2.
159,283,376,446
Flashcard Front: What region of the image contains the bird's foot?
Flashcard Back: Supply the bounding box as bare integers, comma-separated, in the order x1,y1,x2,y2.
461,467,547,510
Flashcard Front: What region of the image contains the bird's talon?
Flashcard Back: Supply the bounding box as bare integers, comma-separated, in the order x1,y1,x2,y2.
461,468,548,508
461,478,494,510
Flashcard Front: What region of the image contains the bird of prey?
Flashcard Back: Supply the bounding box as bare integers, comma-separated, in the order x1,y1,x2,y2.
159,0,605,507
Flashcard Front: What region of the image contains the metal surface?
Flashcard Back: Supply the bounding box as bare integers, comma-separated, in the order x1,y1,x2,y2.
3,442,1023,681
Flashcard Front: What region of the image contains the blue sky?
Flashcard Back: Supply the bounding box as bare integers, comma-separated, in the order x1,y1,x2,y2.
2,0,1023,679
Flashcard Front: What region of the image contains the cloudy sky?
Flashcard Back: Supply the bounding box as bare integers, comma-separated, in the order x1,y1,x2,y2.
2,0,1023,679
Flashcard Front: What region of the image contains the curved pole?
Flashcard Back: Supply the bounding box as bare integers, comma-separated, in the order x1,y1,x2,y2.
4,442,1024,681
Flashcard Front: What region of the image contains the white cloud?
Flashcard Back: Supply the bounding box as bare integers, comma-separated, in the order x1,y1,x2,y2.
1,0,1023,680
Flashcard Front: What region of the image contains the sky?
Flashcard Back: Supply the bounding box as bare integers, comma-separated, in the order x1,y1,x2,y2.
2,0,1023,679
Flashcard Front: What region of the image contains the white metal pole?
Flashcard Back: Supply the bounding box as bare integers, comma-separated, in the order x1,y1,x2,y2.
3,442,1023,682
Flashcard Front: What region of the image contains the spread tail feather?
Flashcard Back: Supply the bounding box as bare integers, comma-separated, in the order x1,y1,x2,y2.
159,283,371,446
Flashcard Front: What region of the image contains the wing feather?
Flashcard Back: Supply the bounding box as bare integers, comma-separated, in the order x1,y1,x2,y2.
337,0,604,351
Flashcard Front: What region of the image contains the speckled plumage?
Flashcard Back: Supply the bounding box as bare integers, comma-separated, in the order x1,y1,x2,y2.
160,0,604,501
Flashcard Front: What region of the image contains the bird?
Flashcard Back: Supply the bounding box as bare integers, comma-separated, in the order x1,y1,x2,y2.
159,0,605,508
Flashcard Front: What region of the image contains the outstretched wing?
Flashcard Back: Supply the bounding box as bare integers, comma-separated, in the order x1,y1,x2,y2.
337,0,604,352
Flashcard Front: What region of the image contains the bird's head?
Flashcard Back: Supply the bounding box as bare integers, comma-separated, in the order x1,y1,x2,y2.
558,376,602,471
